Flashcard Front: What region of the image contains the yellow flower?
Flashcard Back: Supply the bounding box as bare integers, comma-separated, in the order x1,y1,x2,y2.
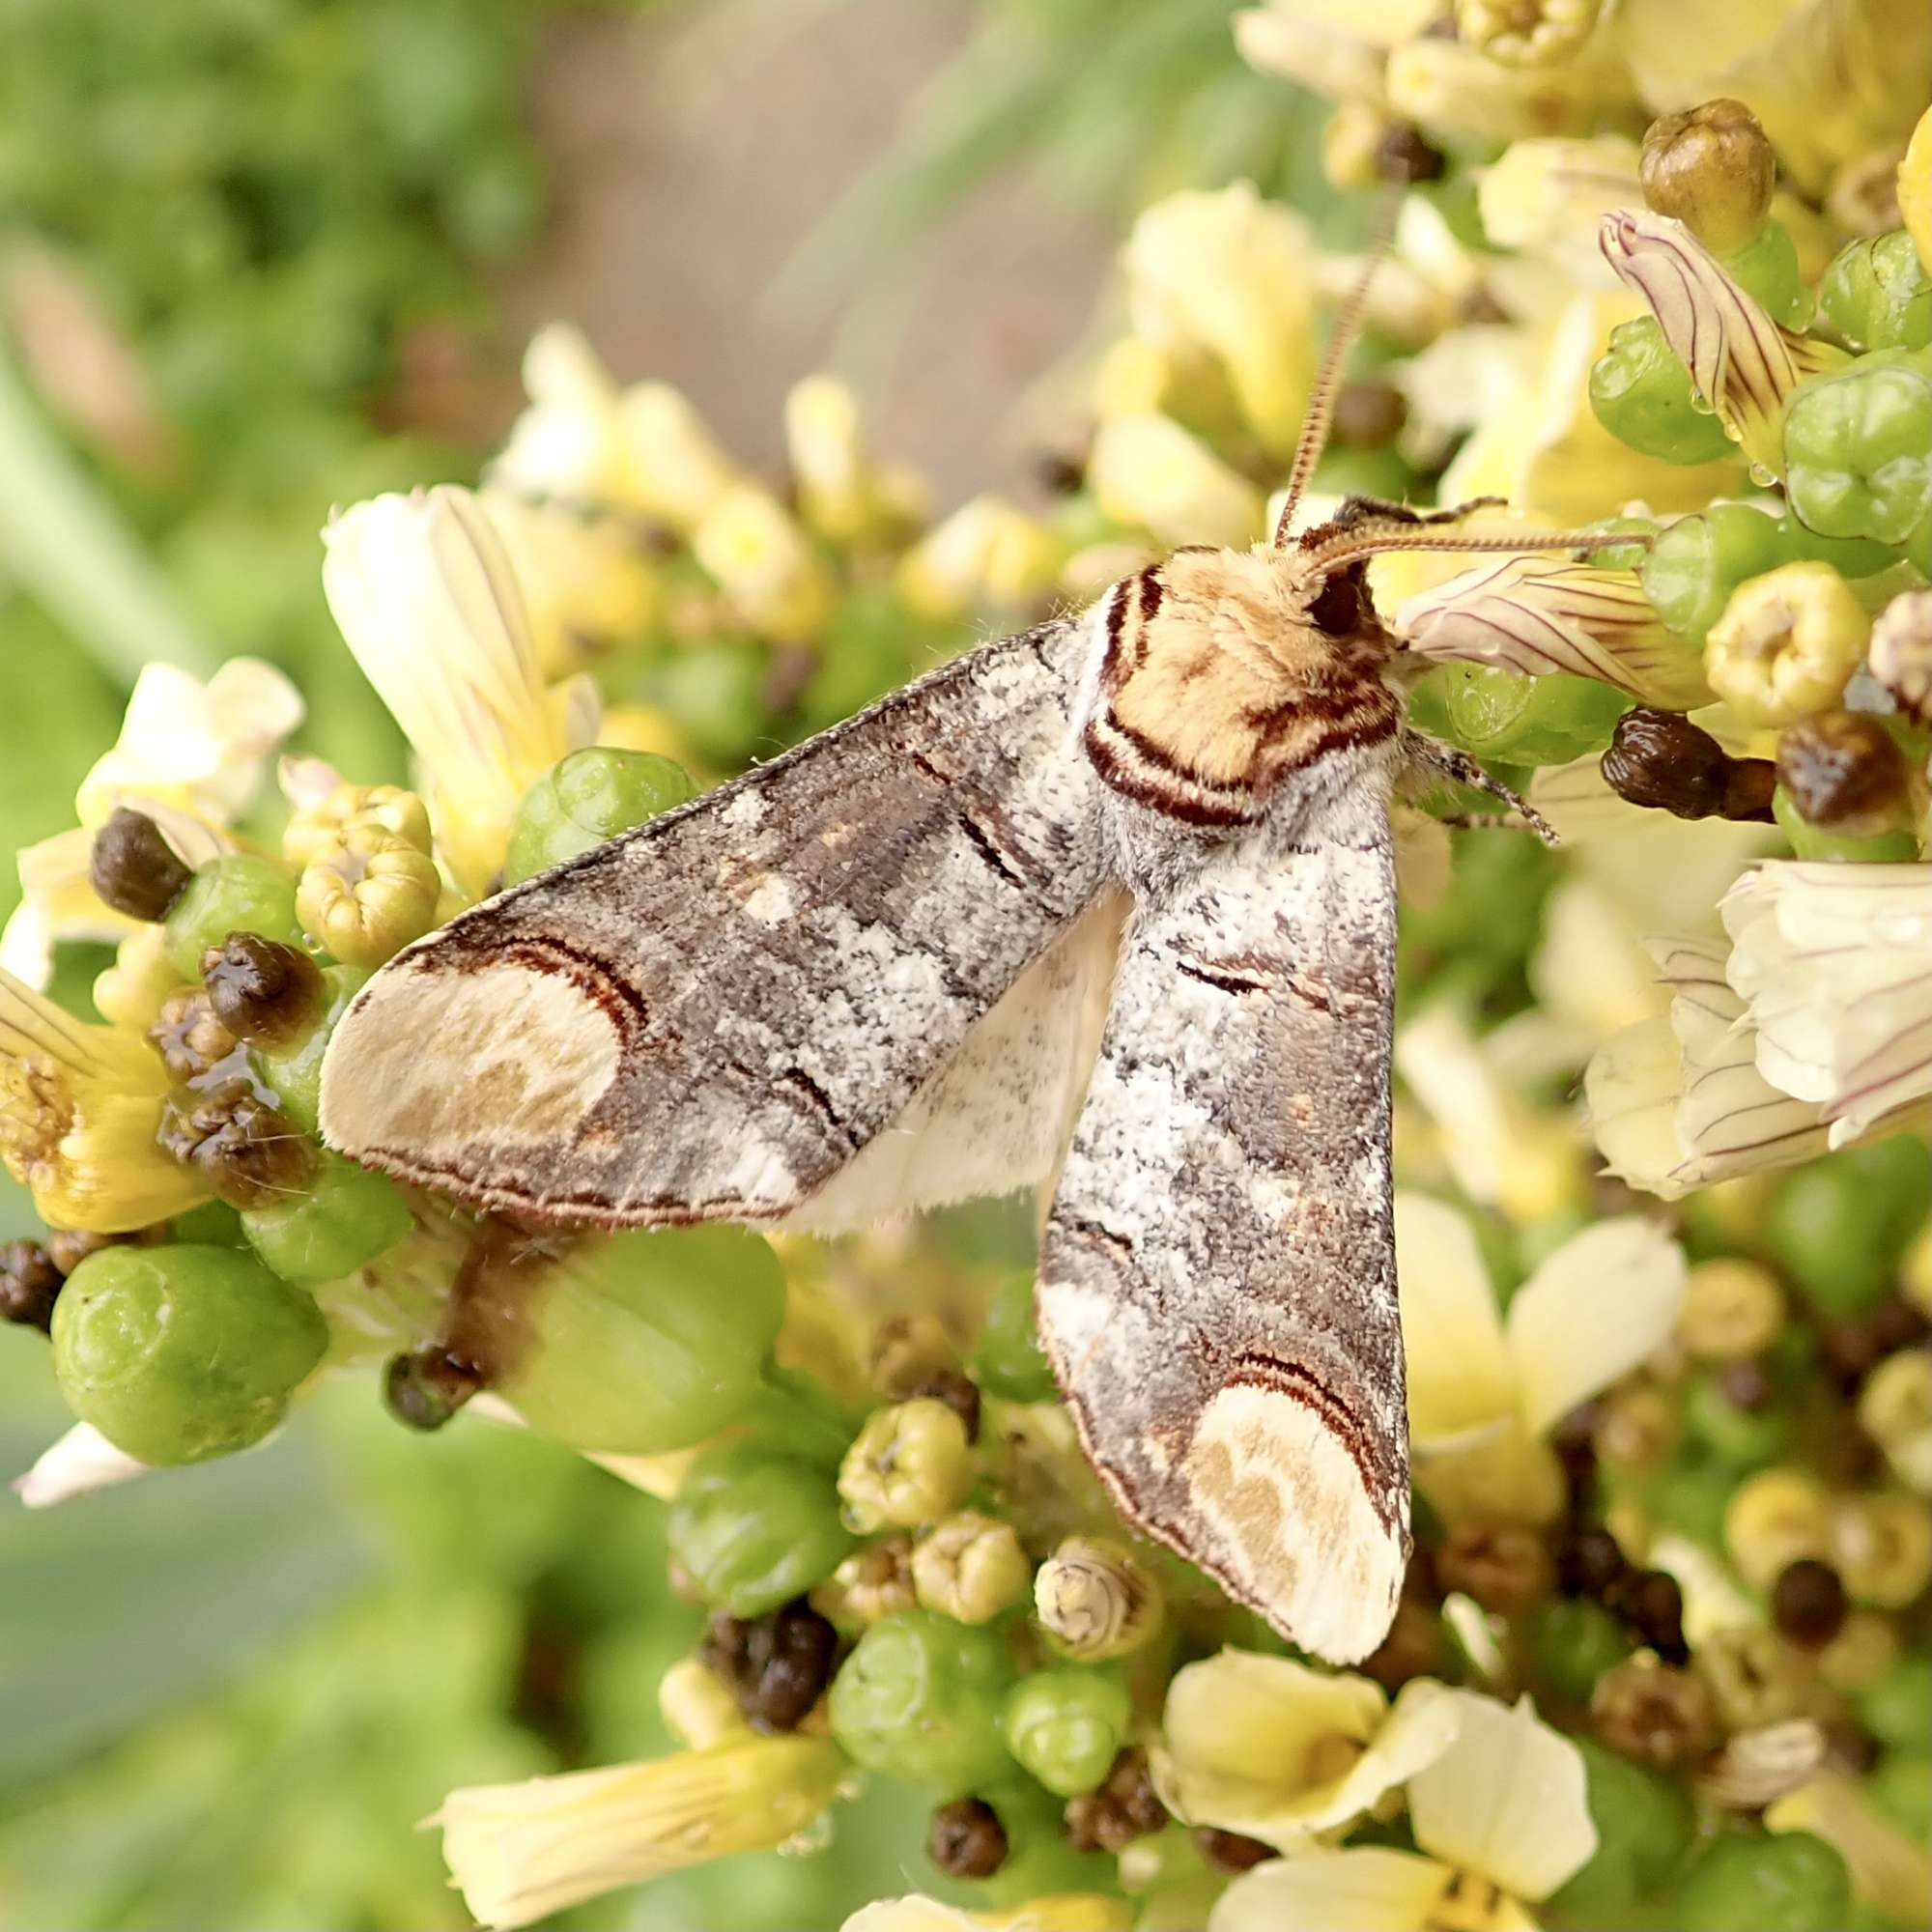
1386,35,1634,147
489,323,632,506
1034,1535,1162,1661
690,483,837,639
321,485,600,896
912,1512,1031,1624
432,1736,846,1931
1860,1350,1932,1492
1476,134,1641,281
1122,183,1318,457
296,819,441,969
1903,101,1932,273
1767,1772,1932,1930
842,1898,1130,1932
1396,1193,1686,1522
616,382,744,533
1087,413,1265,552
898,496,1065,621
0,968,208,1231
1209,1690,1596,1932
481,489,659,677
784,375,925,546
91,925,185,1034
1455,0,1607,67
1151,1653,1461,1850
1703,561,1870,725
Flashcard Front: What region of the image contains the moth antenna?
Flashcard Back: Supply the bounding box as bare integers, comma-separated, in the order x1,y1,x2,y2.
1271,190,1405,549
1300,524,1656,576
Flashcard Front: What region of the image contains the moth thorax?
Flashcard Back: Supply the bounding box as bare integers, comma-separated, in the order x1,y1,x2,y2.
1081,546,1399,830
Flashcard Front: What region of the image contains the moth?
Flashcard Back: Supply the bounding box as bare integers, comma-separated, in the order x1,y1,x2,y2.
320,276,1619,1665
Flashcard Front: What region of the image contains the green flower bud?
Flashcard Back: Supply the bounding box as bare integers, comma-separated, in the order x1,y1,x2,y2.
827,1609,1015,1794
1766,1139,1932,1318
1546,1736,1694,1924
1034,1535,1162,1661
51,1243,326,1464
838,1399,975,1533
1682,1368,1788,1471
1772,785,1918,862
163,855,303,980
1784,359,1932,545
1580,515,1665,574
1435,662,1632,766
240,1149,412,1286
1000,1666,1132,1797
1818,231,1932,355
1719,219,1810,330
502,747,697,888
1641,505,1786,643
250,965,369,1134
499,1226,785,1454
1534,1598,1632,1706
1590,316,1737,464
668,1442,858,1617
1868,1751,1932,1840
1672,1831,1851,1932
1854,1654,1932,1750
971,1270,1058,1404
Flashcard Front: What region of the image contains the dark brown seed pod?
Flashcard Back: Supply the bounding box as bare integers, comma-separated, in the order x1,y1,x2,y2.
0,1239,63,1333
147,987,240,1085
928,1798,1009,1879
1639,98,1776,252
1772,1558,1850,1649
158,1081,317,1208
906,1366,982,1444
88,808,193,923
1611,1567,1690,1665
1378,123,1446,184
1602,708,1776,822
202,932,327,1050
1556,1525,1632,1602
1195,1828,1279,1873
1064,1746,1168,1854
383,1346,485,1430
1776,709,1910,833
699,1600,840,1734
1438,1518,1555,1616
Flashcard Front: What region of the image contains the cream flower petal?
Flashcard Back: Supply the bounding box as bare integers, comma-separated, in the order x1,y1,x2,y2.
1208,1848,1453,1932
1582,1011,1692,1196
1395,1191,1515,1447
1406,1691,1597,1902
12,1422,151,1508
1506,1217,1688,1435
4,829,135,989
1086,414,1265,551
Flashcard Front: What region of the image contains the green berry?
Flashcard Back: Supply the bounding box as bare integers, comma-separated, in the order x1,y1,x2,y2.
1682,1368,1788,1471
51,1244,327,1465
1773,786,1919,863
249,964,369,1135
167,1199,249,1249
1000,1667,1131,1797
829,1609,1015,1795
163,855,304,980
1719,218,1810,329
1435,663,1632,766
1579,516,1664,574
668,1442,857,1618
653,637,771,767
1784,360,1932,544
1771,512,1896,578
497,1225,785,1454
1855,1654,1932,1749
1641,505,1786,642
1547,1736,1694,1922
1766,1139,1932,1318
1673,1831,1851,1932
240,1150,412,1286
1818,231,1932,355
502,747,696,887
1590,315,1737,464
1534,1599,1632,1706
972,1270,1058,1404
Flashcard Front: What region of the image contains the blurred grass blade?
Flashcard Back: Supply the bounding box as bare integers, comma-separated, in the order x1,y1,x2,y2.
0,348,215,682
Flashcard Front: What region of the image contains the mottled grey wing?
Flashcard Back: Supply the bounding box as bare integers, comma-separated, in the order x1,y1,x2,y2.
1036,813,1408,1664
321,615,1109,1227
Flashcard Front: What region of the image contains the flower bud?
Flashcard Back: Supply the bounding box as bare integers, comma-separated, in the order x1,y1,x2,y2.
501,748,696,888
1695,1719,1827,1809
669,1445,858,1618
1064,1744,1169,1853
838,1400,975,1533
51,1242,326,1464
896,496,1065,623
1775,708,1911,834
691,484,835,639
93,927,185,1034
1034,1536,1162,1661
88,808,192,923
1001,1666,1132,1798
384,1345,483,1431
297,818,440,969
1591,1658,1717,1767
818,1537,917,1631
1831,1493,1932,1608
927,1798,1008,1879
146,986,239,1084
1678,1259,1786,1359
158,1082,316,1209
1727,1469,1836,1590
1673,1833,1851,1932
240,1148,412,1286
1819,1610,1899,1694
163,854,303,980
1868,586,1932,725
1704,562,1869,726
1694,1626,1812,1731
971,1269,1058,1404
202,933,326,1051
698,1600,840,1733
1599,708,1776,822
1640,99,1776,254
282,781,430,870
1456,0,1605,68
0,1238,63,1334
1859,1349,1932,1492
1438,1517,1555,1615
912,1512,1030,1625
1772,1558,1851,1648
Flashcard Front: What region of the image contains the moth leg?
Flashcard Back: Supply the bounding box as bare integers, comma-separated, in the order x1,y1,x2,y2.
1401,731,1558,846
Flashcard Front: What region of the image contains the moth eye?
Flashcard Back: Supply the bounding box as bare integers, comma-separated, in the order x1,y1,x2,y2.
1308,573,1360,637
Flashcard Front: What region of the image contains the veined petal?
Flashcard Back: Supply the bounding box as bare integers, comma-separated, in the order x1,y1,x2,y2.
1582,1012,1694,1196
1766,1771,1932,1930
1406,1691,1597,1901
1600,210,1848,473
1208,1847,1453,1932
1397,557,1711,710
1506,1217,1688,1434
1395,1192,1516,1445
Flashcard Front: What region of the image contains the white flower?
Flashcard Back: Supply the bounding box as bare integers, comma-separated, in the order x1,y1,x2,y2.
1086,413,1265,551
1721,861,1932,1147
487,323,631,505
12,1422,150,1508
1477,135,1642,285
1152,1654,1461,1850
690,483,836,639
322,485,599,895
432,1736,845,1930
1397,1193,1686,1521
1210,1690,1597,1932
615,382,744,533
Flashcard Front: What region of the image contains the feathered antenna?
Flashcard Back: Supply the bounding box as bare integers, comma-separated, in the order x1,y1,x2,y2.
1298,524,1656,575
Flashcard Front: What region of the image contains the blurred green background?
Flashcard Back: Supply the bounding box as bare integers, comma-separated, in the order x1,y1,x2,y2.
0,4,1317,1924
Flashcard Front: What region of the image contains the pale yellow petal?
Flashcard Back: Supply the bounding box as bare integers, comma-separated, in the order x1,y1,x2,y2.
1767,1772,1932,1929
1395,1191,1515,1446
1208,1848,1451,1932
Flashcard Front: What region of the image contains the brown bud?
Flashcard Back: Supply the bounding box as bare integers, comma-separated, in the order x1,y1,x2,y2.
699,1601,839,1734
1378,122,1446,185
1640,99,1776,252
1333,382,1407,450
147,986,240,1085
158,1081,316,1208
0,1239,62,1333
43,1227,139,1276
202,933,326,1050
905,1366,981,1444
1195,1828,1279,1873
1556,1524,1632,1601
1601,708,1776,822
1438,1519,1555,1616
88,808,192,923
1776,709,1909,833
1592,1658,1718,1767
1609,1567,1690,1665
1064,1746,1168,1855
1696,1625,1812,1730
384,1346,484,1430
928,1798,1009,1879
1772,1557,1850,1649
